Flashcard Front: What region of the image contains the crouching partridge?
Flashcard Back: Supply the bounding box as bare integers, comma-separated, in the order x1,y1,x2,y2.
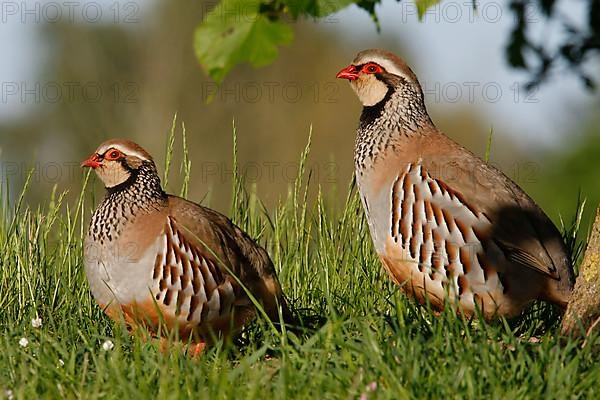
337,49,575,319
82,139,292,349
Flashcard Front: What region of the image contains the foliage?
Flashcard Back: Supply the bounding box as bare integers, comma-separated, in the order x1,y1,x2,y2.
193,0,385,83
0,127,598,399
507,0,600,90
195,0,599,86
194,0,294,84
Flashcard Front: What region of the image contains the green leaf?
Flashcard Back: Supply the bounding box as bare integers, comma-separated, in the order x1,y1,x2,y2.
284,0,356,18
415,0,441,21
194,0,293,83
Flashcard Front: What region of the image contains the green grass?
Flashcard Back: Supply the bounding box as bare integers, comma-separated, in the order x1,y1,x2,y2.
1,125,598,399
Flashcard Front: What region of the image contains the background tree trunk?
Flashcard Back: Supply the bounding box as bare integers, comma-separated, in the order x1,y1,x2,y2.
561,205,600,338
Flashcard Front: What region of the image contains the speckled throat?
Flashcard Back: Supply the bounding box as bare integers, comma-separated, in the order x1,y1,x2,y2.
88,162,167,244
354,83,432,174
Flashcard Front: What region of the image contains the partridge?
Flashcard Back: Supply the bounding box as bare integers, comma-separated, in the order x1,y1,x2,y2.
82,139,292,348
337,49,575,319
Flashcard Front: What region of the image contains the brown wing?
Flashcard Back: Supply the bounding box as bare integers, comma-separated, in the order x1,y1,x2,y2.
420,133,571,282
151,216,245,327
166,196,293,324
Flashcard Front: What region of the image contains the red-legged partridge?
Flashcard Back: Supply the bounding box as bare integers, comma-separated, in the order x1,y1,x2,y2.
337,49,575,319
82,139,291,347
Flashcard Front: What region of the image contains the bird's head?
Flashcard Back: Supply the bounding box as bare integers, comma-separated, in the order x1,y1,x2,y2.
81,139,156,189
336,49,421,107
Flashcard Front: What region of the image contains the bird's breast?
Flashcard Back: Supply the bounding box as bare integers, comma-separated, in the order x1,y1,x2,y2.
83,232,159,308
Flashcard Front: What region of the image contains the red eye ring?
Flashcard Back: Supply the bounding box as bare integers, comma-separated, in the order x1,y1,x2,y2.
105,149,122,160
362,63,383,74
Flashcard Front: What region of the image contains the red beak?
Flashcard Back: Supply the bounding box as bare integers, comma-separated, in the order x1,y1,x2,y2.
336,65,359,81
81,153,102,168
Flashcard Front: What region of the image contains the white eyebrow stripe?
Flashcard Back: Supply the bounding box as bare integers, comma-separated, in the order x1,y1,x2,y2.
97,143,150,160
355,56,410,82
371,57,405,78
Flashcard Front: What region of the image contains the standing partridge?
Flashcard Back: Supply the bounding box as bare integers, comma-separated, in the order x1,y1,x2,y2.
82,139,292,348
336,49,575,319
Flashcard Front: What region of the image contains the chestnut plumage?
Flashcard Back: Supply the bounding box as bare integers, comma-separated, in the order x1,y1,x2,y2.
82,139,292,346
338,49,574,318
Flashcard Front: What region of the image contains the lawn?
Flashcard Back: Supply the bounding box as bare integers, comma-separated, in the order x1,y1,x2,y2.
1,128,598,399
